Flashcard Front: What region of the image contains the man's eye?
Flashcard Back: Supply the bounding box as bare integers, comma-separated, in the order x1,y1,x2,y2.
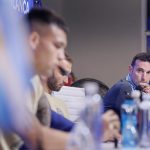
55,43,63,49
59,67,68,76
137,69,144,73
147,71,150,74
54,43,60,49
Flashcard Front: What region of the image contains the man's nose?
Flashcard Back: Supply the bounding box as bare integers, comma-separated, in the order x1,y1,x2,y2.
63,76,68,83
141,72,147,81
54,53,60,66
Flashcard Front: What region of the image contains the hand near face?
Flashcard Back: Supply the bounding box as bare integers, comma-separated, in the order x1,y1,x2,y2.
139,82,150,94
101,110,121,142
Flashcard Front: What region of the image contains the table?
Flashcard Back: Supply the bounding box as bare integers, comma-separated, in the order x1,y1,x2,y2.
101,142,148,150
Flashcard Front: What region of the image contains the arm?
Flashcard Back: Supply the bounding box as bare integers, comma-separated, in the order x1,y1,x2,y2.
36,95,51,126
51,110,74,132
102,110,121,142
19,113,70,150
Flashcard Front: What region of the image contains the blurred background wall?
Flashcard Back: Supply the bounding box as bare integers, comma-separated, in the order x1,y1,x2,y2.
42,0,142,87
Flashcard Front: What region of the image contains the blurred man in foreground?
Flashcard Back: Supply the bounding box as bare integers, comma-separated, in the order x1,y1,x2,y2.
0,7,69,150
0,7,120,150
22,8,70,150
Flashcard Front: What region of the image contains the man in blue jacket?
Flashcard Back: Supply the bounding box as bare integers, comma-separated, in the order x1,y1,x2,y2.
104,52,150,117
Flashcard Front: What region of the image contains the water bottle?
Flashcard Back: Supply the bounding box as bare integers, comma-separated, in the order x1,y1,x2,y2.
121,98,138,148
67,120,95,150
139,93,150,148
67,82,102,150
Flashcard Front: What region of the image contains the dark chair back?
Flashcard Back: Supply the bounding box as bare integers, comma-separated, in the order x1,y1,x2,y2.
71,78,109,98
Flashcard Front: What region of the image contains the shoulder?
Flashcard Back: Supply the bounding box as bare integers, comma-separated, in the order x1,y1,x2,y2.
29,75,44,113
30,75,44,98
108,79,131,93
103,79,132,115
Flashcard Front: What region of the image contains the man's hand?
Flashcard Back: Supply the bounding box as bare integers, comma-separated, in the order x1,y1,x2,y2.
40,126,69,150
139,82,150,94
20,114,69,150
102,110,121,142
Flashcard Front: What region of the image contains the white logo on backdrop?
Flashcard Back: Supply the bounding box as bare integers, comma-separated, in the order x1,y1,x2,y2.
11,0,30,14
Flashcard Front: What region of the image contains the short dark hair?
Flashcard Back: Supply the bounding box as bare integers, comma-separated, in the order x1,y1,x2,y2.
25,8,68,34
131,52,150,66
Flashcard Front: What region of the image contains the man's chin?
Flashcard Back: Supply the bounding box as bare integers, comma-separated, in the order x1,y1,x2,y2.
54,86,62,92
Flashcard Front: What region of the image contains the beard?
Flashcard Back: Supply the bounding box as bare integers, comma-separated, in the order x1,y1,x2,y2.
47,76,62,92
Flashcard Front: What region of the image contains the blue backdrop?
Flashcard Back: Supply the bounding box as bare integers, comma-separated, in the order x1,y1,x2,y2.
11,0,42,14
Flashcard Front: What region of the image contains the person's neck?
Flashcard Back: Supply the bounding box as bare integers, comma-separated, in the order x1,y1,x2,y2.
129,74,137,87
48,89,52,94
127,74,137,90
39,75,49,93
43,82,52,94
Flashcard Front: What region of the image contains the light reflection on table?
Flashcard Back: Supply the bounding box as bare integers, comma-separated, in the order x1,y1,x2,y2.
101,142,147,150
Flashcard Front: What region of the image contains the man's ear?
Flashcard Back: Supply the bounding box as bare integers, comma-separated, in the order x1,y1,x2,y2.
128,65,133,73
29,32,40,50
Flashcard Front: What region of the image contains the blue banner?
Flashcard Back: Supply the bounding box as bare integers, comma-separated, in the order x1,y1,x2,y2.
0,0,34,131
11,0,34,14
